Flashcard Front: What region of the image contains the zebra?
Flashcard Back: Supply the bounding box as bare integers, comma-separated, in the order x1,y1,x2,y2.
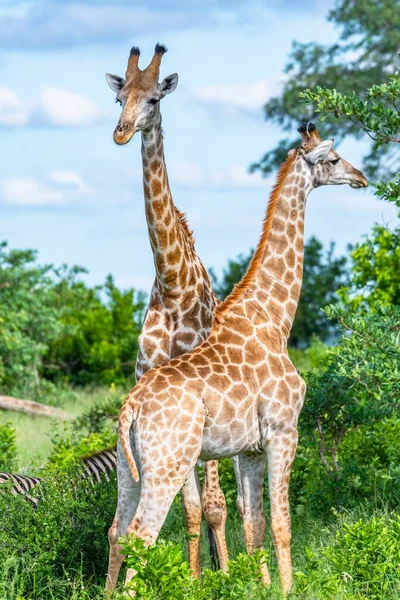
0,446,118,505
0,471,42,506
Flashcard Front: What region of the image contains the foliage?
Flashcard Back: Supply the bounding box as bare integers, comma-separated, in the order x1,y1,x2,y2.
251,0,400,178
296,513,400,599
342,221,400,308
46,390,122,472
289,336,329,373
0,422,16,471
302,304,400,479
210,250,252,301
0,241,145,397
301,75,400,147
300,71,400,309
0,471,116,595
44,273,146,387
0,242,65,398
210,236,349,347
119,536,269,600
300,73,400,190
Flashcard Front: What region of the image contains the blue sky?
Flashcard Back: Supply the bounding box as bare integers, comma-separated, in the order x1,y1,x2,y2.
0,0,396,293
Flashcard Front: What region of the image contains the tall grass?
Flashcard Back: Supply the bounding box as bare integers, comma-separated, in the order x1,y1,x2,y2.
0,387,119,470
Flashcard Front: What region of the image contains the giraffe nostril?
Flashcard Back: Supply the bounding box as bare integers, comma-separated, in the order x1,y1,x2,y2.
116,122,131,134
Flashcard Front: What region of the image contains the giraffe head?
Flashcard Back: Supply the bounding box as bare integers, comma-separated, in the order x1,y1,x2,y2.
106,44,178,145
292,123,368,189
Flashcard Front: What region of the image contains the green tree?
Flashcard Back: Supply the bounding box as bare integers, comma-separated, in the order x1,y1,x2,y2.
301,72,400,307
209,251,252,301
210,236,349,347
251,0,400,179
43,272,146,386
0,241,146,396
302,304,400,477
0,242,64,397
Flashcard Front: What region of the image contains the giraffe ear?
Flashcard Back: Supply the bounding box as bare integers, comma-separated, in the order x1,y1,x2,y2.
159,73,178,97
105,73,126,93
304,139,334,165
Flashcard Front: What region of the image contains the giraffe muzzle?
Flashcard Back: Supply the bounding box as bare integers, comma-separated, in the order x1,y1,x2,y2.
350,176,368,189
113,122,136,145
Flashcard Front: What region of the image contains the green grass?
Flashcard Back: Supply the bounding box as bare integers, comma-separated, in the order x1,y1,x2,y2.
0,387,118,470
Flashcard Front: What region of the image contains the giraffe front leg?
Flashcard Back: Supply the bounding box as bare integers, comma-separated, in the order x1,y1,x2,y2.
181,468,202,578
267,428,298,593
202,460,229,572
235,453,270,586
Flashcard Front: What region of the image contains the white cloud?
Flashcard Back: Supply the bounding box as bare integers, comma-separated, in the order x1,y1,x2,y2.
1,171,93,206
50,170,94,193
193,80,269,111
39,87,101,126
0,87,101,129
0,88,30,126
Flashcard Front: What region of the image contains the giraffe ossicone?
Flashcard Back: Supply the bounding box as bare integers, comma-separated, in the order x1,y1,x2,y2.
112,122,367,593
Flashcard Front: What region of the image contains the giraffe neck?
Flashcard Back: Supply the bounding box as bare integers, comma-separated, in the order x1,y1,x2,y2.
141,113,195,301
250,159,312,338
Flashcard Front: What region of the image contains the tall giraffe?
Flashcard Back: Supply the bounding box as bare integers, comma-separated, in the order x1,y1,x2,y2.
111,124,368,593
105,44,228,583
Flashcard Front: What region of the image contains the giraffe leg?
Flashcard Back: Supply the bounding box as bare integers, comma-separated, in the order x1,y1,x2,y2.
267,429,298,593
124,459,199,590
106,438,141,592
202,460,228,572
181,468,202,578
235,453,270,586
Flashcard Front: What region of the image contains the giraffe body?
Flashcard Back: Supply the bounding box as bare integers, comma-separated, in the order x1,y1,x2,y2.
114,124,368,593
105,44,228,589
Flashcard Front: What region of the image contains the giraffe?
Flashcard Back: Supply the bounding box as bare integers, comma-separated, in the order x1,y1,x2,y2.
105,44,228,584
110,123,368,593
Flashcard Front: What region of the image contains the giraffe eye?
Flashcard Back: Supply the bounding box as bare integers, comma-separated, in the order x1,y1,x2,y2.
115,98,122,106
330,158,340,165
148,98,159,106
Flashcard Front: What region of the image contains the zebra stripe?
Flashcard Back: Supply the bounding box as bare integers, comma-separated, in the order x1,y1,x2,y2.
0,471,42,506
0,445,118,504
82,446,117,483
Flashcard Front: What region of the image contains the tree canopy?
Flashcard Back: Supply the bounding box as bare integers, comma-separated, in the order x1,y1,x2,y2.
250,0,400,180
0,241,146,398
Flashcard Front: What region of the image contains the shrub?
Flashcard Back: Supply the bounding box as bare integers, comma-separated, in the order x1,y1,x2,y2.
0,471,116,594
296,513,400,599
0,422,17,471
118,536,269,600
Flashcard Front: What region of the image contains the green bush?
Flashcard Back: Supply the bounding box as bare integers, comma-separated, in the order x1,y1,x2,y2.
118,536,269,600
0,422,17,471
0,471,116,595
296,513,400,599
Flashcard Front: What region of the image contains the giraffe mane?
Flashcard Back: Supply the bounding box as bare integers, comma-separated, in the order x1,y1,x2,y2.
175,207,195,245
213,151,297,322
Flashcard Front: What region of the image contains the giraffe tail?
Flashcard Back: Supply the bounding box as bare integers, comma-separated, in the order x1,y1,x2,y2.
119,401,140,483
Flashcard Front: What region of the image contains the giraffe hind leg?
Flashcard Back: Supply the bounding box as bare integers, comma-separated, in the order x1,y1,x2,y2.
181,468,202,578
124,456,200,590
235,452,270,586
106,437,141,592
267,429,298,593
202,460,229,572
